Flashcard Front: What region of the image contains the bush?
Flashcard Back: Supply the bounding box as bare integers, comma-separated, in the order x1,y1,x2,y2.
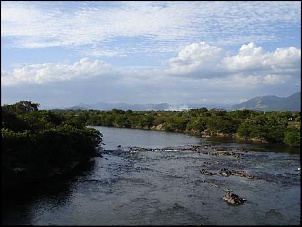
284,128,300,146
2,102,103,192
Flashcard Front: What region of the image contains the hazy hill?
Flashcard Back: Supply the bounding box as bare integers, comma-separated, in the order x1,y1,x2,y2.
69,102,229,111
231,91,301,111
70,102,180,111
66,92,300,111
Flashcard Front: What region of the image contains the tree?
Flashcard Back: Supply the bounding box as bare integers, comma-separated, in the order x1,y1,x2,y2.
284,128,300,146
2,101,39,114
2,101,103,192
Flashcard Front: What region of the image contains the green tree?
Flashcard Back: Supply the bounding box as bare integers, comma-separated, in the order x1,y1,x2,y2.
3,101,39,114
284,128,300,146
2,101,103,192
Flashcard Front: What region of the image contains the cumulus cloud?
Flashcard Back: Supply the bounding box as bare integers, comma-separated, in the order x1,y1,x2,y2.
1,42,300,108
2,43,300,88
223,42,265,72
168,42,225,77
1,58,112,85
167,42,301,83
223,43,301,75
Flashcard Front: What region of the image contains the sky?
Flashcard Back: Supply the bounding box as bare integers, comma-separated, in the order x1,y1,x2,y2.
1,1,301,109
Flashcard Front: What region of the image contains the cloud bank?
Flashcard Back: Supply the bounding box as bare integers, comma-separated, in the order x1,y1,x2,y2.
2,42,300,107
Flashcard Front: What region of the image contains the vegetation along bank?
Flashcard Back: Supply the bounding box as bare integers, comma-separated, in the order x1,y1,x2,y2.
58,107,300,146
2,101,300,192
2,101,102,192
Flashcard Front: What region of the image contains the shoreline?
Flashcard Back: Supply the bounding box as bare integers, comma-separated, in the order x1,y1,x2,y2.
90,124,300,148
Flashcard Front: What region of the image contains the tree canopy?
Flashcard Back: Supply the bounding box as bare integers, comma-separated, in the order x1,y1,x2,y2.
2,101,102,192
57,108,300,147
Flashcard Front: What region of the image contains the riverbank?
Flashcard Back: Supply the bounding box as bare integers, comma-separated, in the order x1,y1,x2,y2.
94,123,297,148
58,108,300,147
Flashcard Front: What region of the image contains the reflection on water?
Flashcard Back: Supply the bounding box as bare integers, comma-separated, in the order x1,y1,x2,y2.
2,160,96,225
207,136,300,154
93,126,205,150
2,127,300,225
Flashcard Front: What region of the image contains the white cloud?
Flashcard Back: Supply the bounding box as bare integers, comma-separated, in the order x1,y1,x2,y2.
223,43,301,74
1,58,111,85
167,42,301,82
85,49,124,57
1,1,300,108
2,42,300,87
1,1,300,55
1,42,300,107
263,74,290,84
168,42,225,77
2,42,300,89
223,42,265,72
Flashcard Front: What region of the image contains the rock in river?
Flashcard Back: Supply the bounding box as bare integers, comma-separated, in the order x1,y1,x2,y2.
223,189,246,205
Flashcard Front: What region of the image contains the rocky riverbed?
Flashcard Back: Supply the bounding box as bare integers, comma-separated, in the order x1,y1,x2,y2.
2,127,300,225
123,144,300,207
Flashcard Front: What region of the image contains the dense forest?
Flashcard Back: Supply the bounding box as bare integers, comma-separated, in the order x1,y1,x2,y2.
2,101,300,192
2,101,102,192
57,107,300,146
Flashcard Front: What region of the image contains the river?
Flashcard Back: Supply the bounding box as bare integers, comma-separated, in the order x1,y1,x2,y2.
2,126,301,225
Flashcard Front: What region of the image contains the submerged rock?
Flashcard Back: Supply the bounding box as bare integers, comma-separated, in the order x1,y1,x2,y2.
199,169,216,176
223,189,246,205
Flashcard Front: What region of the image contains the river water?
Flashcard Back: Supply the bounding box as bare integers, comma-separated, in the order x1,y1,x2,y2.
2,126,301,225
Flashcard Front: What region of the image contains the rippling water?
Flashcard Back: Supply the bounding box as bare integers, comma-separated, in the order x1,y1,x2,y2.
2,126,300,225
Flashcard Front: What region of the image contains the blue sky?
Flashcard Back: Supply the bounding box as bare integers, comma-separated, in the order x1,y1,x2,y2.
1,1,301,109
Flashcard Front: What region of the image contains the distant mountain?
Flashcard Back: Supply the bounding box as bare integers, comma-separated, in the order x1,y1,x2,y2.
70,102,180,111
58,92,301,111
231,91,301,111
69,102,230,111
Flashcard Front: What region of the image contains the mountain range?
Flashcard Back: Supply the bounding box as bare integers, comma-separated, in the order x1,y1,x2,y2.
231,91,301,111
68,91,300,111
69,102,229,111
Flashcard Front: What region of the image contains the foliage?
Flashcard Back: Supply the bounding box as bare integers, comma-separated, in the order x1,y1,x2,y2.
3,101,299,191
56,108,300,147
283,127,300,146
2,102,103,192
2,101,39,115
